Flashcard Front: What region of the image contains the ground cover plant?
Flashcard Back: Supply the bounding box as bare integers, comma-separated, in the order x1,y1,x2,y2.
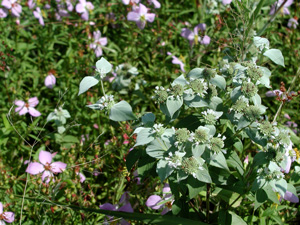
1,0,300,224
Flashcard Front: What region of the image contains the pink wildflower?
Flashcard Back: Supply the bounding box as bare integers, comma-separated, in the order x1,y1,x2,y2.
26,150,67,183
146,184,174,215
89,30,107,57
148,0,160,8
33,7,44,26
270,0,293,15
1,0,22,17
75,0,94,21
14,97,41,117
288,18,298,29
181,24,206,46
45,73,56,88
127,3,155,29
167,52,185,72
0,8,8,18
0,202,14,224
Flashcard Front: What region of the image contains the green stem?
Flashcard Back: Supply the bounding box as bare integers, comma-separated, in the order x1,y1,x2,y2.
273,68,300,123
206,183,210,223
100,80,106,98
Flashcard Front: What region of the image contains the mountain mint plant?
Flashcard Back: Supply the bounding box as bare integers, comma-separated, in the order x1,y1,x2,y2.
79,34,298,223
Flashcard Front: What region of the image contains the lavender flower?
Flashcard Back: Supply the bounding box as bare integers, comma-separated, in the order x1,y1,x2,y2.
45,73,56,88
15,97,41,117
0,202,14,224
89,30,107,57
75,0,94,21
26,150,67,183
127,3,155,29
0,8,8,18
33,7,44,26
270,0,293,15
181,24,207,46
1,0,22,17
167,52,185,72
288,18,298,29
146,184,173,215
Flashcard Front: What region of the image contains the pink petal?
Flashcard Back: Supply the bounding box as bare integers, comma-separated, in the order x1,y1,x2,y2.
138,3,147,15
145,13,155,23
163,184,171,194
45,74,56,88
136,20,146,29
76,3,85,13
161,207,171,215
28,97,39,107
151,0,161,8
197,23,206,31
18,107,29,115
3,212,14,223
11,4,22,17
93,30,101,40
118,203,134,213
1,0,12,9
145,195,163,210
95,46,103,57
122,0,130,4
28,107,41,117
78,172,86,183
99,203,117,211
50,162,67,173
127,12,140,22
0,8,8,18
0,202,3,214
86,2,94,10
14,100,25,107
284,191,299,203
26,162,44,175
99,37,107,46
42,170,53,183
201,35,211,45
39,150,52,165
81,11,89,20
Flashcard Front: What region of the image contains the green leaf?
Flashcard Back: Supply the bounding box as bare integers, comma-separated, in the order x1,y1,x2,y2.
259,67,271,88
210,75,226,90
219,210,247,225
146,139,167,159
142,113,156,126
187,176,206,199
188,68,204,79
109,100,137,121
210,152,229,171
166,96,183,118
183,94,208,108
172,74,187,86
263,49,285,67
126,148,142,171
78,76,99,96
253,36,269,51
195,165,212,183
134,127,155,147
95,57,112,73
61,135,79,143
156,159,174,182
226,151,244,175
254,188,268,210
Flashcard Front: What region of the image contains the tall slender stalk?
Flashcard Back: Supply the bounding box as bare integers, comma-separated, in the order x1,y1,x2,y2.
273,68,300,123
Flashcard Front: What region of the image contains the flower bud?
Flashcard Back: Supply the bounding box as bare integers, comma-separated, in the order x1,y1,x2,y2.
45,73,56,89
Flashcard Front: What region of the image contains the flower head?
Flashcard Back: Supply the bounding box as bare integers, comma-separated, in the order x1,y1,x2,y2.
1,0,22,17
89,30,107,57
127,3,155,29
99,192,133,224
26,150,67,183
288,18,298,29
33,7,44,26
15,97,41,117
75,0,94,20
270,0,293,15
45,73,56,88
181,24,206,46
0,202,14,224
0,8,8,18
167,52,185,72
146,184,174,215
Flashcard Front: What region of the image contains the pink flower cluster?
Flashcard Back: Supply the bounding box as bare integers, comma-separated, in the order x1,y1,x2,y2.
0,202,14,224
